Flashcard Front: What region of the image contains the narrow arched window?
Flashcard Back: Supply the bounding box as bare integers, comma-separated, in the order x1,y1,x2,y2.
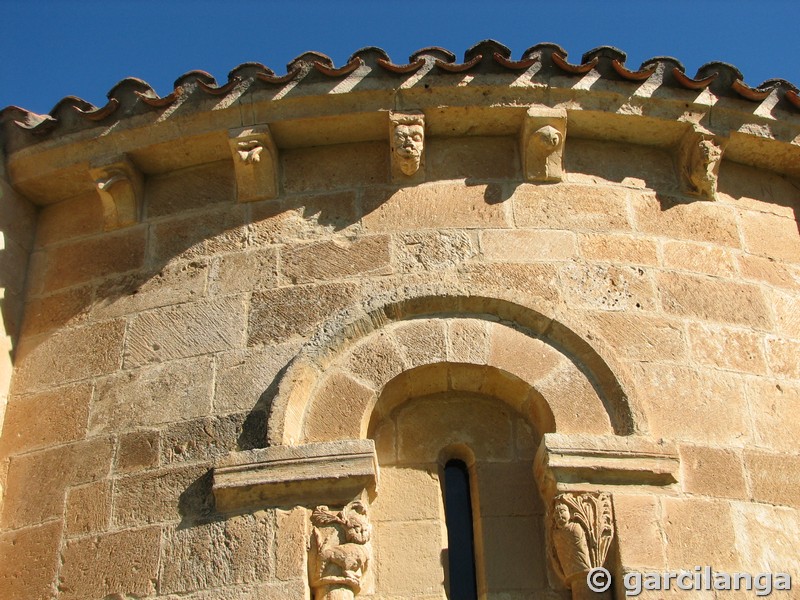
443,459,478,600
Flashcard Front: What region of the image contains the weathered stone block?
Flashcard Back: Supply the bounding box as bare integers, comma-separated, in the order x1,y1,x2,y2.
688,323,766,374
662,240,737,277
631,363,750,444
631,192,740,247
303,371,376,441
680,445,748,499
392,230,477,273
12,319,126,393
20,285,92,336
161,414,248,465
0,383,90,456
282,235,392,283
481,229,577,262
578,232,658,265
475,461,539,517
747,379,800,453
397,395,514,464
768,287,800,337
565,138,676,191
39,226,146,292
124,297,247,367
657,272,771,328
766,337,800,380
739,209,800,263
737,254,800,291
459,262,561,305
362,182,510,231
375,520,445,595
159,511,273,594
663,498,739,570
282,141,388,193
116,429,160,473
276,507,307,581
393,319,447,368
65,479,110,535
344,333,406,390
512,183,631,231
745,451,800,508
731,502,800,574
427,136,519,180
2,437,113,528
0,521,61,600
577,311,686,361
482,516,547,591
447,318,489,364
149,205,248,264
35,190,104,247
91,356,214,432
214,342,300,413
210,248,277,295
371,466,443,522
112,464,210,527
613,494,665,569
58,526,160,599
93,258,209,319
489,325,564,391
248,282,358,345
249,191,358,246
561,263,656,311
146,160,234,218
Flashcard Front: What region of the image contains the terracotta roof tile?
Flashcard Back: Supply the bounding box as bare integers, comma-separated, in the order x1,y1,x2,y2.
2,40,798,143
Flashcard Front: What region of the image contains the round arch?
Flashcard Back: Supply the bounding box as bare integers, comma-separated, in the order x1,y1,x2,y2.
264,288,647,446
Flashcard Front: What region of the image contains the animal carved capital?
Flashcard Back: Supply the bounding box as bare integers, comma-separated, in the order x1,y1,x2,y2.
550,492,614,588
521,107,567,182
228,125,278,202
89,157,143,230
309,500,372,600
678,129,724,200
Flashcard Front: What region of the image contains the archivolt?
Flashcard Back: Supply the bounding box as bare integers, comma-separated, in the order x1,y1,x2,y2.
264,289,647,446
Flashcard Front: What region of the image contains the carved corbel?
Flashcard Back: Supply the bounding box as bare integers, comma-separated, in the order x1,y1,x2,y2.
520,107,567,182
389,111,425,181
677,127,724,200
309,500,372,600
89,157,143,230
228,125,278,202
549,492,614,600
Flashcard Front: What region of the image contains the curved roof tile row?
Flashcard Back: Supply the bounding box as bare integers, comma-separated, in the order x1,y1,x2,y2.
2,40,799,140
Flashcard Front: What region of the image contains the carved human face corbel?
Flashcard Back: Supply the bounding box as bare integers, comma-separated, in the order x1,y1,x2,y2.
390,111,425,178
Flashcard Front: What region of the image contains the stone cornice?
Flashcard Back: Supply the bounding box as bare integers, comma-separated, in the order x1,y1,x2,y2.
212,439,378,514
2,41,799,207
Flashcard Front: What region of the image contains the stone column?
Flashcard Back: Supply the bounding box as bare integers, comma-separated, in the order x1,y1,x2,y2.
534,433,682,600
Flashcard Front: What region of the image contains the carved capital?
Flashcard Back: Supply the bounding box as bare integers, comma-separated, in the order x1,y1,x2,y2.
389,111,425,180
228,125,278,202
550,492,614,589
521,107,567,182
89,156,143,230
677,128,724,200
309,500,372,600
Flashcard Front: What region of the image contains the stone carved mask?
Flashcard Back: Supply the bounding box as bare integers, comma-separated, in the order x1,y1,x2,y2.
391,120,424,176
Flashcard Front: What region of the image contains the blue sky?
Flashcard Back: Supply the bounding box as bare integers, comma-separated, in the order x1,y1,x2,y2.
1,1,799,115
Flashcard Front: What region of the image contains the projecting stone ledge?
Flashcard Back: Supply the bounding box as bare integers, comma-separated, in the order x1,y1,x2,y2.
534,433,680,500
212,439,378,513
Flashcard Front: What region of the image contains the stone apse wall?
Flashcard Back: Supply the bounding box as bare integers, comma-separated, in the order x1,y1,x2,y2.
0,43,799,599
